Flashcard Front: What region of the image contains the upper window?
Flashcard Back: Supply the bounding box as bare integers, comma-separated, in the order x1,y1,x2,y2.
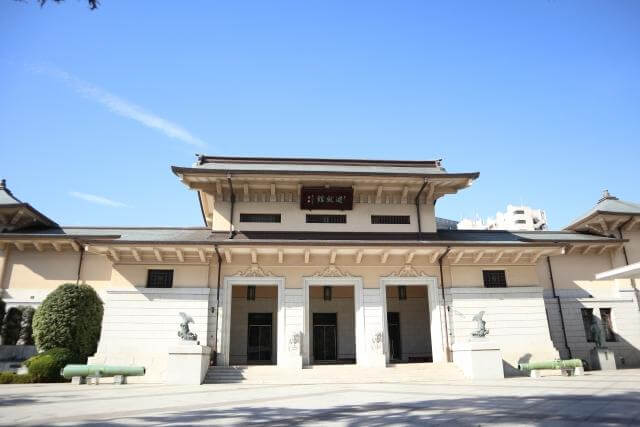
581,308,595,342
483,270,507,288
371,215,410,225
147,269,173,288
515,220,526,224
600,308,616,342
240,213,281,223
514,210,525,215
306,214,346,224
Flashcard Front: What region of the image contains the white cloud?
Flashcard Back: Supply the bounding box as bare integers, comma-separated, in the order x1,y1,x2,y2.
30,64,206,148
69,191,127,208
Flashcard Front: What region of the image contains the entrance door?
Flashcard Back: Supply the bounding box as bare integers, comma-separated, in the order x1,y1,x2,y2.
313,313,337,362
387,312,401,361
247,313,272,363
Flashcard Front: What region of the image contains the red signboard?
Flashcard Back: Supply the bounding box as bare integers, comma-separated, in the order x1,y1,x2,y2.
300,187,353,210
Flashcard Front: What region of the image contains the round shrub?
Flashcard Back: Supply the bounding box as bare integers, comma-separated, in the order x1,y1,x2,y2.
17,306,36,346
32,284,104,362
1,307,23,345
25,348,77,382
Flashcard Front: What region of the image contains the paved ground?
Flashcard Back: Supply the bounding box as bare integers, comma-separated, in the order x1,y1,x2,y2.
1,369,640,426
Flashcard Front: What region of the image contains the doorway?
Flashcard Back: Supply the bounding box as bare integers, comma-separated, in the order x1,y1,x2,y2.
387,312,402,361
313,313,337,362
247,313,273,363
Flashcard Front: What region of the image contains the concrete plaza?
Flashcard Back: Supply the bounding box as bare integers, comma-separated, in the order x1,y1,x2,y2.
1,369,640,426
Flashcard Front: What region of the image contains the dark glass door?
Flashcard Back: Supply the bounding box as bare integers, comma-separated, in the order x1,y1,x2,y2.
387,312,401,361
313,313,337,362
247,313,273,363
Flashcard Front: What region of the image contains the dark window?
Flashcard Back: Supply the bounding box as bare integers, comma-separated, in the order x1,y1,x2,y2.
483,270,507,288
240,213,281,223
515,220,526,224
514,210,525,214
581,308,594,342
306,214,346,224
247,285,256,301
146,269,173,288
323,286,332,301
398,285,407,300
600,308,616,342
371,215,410,225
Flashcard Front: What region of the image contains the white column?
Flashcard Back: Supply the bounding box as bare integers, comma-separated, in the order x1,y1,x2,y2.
362,287,386,367
281,288,304,368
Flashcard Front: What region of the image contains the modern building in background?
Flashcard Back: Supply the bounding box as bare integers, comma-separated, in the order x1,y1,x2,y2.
1,157,638,383
459,204,547,231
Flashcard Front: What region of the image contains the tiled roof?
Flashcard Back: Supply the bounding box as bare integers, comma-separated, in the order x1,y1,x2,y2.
566,190,640,229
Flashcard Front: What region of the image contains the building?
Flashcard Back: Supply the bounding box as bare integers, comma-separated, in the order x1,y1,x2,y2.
459,205,547,231
0,158,638,383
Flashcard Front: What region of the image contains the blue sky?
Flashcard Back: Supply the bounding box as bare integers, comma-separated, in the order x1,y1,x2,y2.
1,0,638,229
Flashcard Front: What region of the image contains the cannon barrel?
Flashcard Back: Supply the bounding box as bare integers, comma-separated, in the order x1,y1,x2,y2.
61,364,146,379
518,359,583,371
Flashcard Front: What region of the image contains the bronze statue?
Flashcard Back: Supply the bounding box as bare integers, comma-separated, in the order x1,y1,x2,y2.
178,312,198,341
590,317,604,348
472,311,489,337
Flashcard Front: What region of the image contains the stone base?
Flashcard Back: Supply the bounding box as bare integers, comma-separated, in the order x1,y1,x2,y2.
574,367,584,376
113,375,127,385
591,348,616,371
87,376,100,385
167,344,211,385
452,340,504,380
71,376,86,385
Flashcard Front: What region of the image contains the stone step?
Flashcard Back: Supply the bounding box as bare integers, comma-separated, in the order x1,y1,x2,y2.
203,363,463,384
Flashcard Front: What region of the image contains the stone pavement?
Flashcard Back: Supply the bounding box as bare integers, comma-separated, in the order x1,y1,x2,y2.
1,369,639,426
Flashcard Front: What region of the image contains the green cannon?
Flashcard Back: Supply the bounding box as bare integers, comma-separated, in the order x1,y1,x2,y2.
518,359,583,371
61,364,145,379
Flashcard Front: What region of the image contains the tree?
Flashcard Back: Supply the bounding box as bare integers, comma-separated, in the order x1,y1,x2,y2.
1,307,23,345
0,296,5,343
17,306,36,346
32,283,104,362
28,1,100,10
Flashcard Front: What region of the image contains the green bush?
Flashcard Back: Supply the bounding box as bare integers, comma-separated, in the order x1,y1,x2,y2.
17,306,36,345
32,283,103,362
0,372,34,384
25,348,76,382
1,307,23,345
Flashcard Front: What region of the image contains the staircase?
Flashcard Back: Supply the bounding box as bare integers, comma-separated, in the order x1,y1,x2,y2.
204,362,464,384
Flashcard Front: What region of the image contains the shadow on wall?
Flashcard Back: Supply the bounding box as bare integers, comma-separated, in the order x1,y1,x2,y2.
22,391,640,425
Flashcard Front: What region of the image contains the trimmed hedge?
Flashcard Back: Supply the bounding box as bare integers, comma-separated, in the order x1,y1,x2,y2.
32,283,103,362
25,348,76,383
0,372,34,384
17,306,36,345
1,307,23,345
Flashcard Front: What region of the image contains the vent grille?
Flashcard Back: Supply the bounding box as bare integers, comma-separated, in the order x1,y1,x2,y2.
306,214,346,224
371,215,410,224
240,213,282,223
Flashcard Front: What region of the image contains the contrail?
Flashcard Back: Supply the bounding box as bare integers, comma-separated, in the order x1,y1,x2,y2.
69,191,127,208
30,64,206,148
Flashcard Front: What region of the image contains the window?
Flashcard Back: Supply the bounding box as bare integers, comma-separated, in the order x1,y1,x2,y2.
240,213,281,223
600,308,616,342
146,269,173,288
581,308,594,342
306,214,346,224
483,270,507,288
514,210,525,215
515,220,526,224
398,286,407,300
247,285,256,301
371,215,410,225
323,286,332,301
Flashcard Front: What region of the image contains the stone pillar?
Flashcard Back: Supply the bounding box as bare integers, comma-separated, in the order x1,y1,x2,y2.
362,288,386,367
281,288,304,369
